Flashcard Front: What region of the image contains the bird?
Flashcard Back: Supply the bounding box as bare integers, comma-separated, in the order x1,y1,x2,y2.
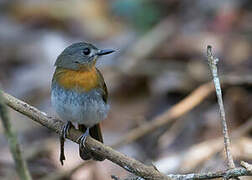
51,42,114,165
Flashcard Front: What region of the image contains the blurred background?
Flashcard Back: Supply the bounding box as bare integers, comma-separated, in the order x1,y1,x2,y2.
0,0,252,179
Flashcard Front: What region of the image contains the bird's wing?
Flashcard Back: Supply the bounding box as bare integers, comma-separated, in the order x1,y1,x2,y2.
96,68,108,103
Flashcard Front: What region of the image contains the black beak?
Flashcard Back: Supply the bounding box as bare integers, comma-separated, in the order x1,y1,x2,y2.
97,49,115,56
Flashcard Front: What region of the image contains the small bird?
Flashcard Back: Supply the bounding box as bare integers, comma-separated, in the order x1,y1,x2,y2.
51,42,114,165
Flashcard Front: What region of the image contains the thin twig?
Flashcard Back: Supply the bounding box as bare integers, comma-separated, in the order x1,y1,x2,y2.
0,90,32,180
206,45,235,169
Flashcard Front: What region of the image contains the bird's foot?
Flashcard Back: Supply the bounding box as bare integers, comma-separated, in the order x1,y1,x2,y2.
77,128,93,160
77,128,90,148
60,121,73,165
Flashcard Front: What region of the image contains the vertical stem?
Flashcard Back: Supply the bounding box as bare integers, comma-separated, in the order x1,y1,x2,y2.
0,90,32,180
206,45,235,169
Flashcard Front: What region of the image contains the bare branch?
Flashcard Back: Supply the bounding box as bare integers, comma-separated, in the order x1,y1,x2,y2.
167,166,252,179
2,90,252,180
0,91,32,180
206,45,235,169
113,166,252,180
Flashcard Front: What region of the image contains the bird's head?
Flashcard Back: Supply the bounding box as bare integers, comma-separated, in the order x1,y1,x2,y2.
55,42,114,70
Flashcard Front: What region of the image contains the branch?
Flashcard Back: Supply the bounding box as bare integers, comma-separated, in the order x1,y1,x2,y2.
206,45,235,169
1,90,252,180
167,167,252,180
1,90,170,180
112,166,252,180
0,91,32,180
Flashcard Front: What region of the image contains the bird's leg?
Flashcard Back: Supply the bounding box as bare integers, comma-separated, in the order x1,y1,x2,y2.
60,121,73,165
77,128,92,158
77,127,90,148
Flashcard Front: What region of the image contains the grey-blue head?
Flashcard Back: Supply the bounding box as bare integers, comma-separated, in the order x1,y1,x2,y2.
55,42,114,70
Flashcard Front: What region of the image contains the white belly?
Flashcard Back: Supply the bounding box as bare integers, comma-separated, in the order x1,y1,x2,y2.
51,83,109,127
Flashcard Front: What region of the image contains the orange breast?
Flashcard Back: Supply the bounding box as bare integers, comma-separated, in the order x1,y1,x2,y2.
54,67,99,92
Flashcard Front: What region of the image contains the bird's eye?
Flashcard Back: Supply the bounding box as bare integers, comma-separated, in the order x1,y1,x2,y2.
83,48,90,55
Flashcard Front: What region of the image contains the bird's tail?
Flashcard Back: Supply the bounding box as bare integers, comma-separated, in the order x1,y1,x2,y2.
78,124,105,161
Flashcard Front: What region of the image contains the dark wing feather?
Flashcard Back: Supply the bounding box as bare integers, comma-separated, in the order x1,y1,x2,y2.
96,68,108,103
